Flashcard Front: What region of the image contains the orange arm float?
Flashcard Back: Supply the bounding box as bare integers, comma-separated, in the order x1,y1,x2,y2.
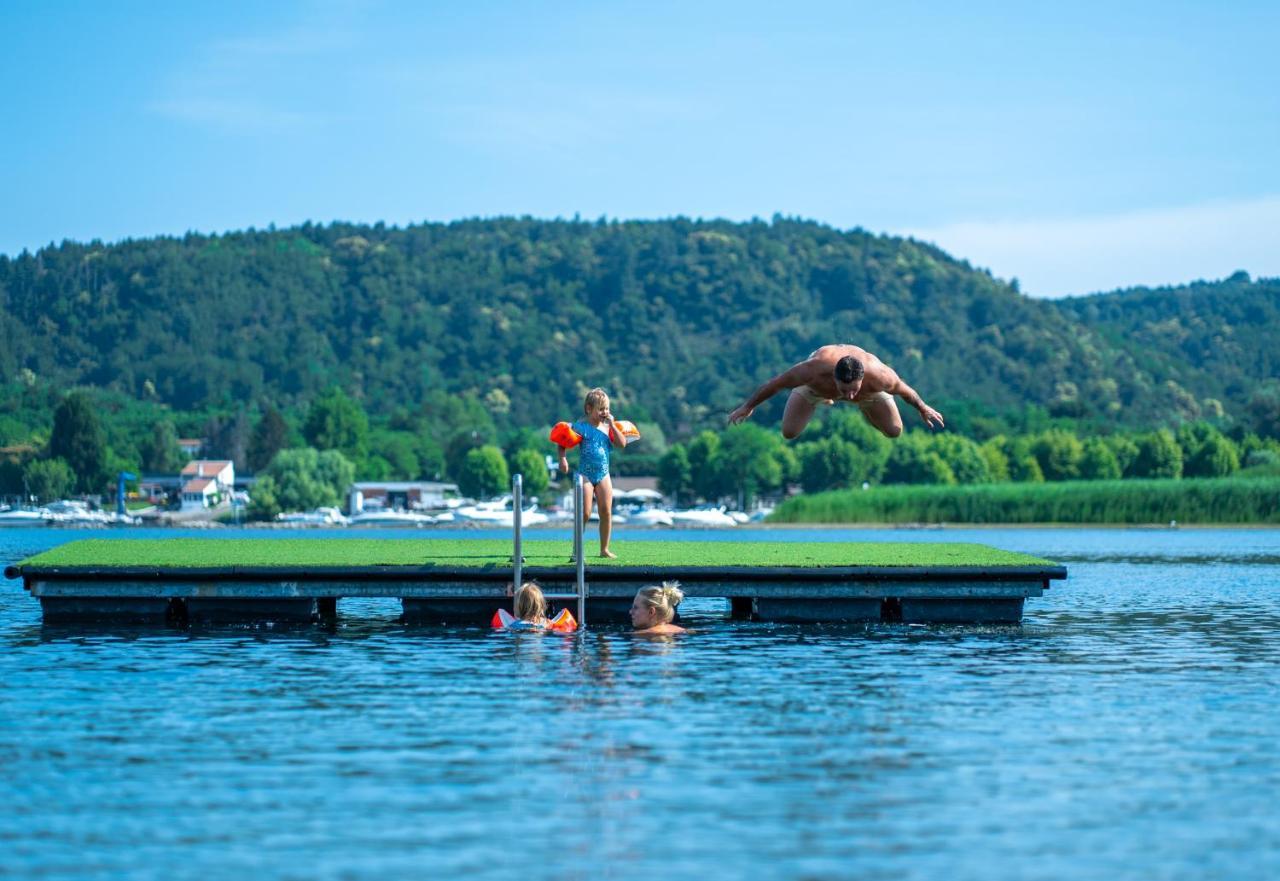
610,420,641,444
547,609,578,632
549,422,582,449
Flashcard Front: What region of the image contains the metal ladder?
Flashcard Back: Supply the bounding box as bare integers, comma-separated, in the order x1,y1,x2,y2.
511,473,586,627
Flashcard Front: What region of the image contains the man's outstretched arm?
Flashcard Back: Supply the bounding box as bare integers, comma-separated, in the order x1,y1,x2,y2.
891,378,945,429
728,363,812,424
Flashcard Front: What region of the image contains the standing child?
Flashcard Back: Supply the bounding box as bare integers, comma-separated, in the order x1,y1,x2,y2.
557,387,628,558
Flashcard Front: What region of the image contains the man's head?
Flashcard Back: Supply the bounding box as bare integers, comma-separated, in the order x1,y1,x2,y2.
833,356,864,400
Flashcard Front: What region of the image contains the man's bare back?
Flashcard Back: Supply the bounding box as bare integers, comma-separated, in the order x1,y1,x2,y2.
728,344,944,440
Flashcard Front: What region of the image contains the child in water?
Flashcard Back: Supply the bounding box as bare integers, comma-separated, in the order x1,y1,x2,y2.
558,387,628,558
513,582,549,627
630,582,687,634
492,582,577,631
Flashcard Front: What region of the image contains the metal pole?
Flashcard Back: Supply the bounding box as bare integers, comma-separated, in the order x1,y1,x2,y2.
512,473,523,602
575,473,586,627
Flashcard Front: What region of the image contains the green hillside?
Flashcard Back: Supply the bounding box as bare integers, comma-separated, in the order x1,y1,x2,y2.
4,217,1274,441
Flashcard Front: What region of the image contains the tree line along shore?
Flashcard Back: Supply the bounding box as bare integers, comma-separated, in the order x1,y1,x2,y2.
3,385,1277,525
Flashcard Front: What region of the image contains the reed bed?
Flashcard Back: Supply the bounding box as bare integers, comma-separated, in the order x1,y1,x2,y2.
770,478,1280,524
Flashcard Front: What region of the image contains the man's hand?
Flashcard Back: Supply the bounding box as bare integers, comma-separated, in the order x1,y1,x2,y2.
728,404,754,425
918,404,945,430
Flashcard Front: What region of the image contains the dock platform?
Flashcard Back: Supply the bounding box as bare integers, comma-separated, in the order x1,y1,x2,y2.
5,538,1066,625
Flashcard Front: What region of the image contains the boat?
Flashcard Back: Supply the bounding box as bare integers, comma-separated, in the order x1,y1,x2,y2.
276,506,350,526
0,508,51,526
349,510,436,527
626,507,675,527
668,506,738,527
453,496,550,526
43,500,141,526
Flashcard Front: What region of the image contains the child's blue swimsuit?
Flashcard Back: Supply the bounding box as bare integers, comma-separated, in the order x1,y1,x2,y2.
572,421,612,484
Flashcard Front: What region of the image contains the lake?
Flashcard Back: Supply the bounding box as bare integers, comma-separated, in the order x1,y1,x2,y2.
2,526,1278,880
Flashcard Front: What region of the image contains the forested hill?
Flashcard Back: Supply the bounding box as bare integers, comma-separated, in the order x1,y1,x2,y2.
2,217,1276,439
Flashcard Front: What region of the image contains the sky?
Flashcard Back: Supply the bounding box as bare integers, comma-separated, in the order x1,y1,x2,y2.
2,0,1277,296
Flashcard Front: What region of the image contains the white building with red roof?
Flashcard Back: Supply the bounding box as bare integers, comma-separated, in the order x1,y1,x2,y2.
179,460,235,510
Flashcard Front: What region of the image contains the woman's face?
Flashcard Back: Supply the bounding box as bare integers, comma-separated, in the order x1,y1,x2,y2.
630,595,657,629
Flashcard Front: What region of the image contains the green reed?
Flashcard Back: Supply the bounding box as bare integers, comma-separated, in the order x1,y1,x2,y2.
770,478,1280,524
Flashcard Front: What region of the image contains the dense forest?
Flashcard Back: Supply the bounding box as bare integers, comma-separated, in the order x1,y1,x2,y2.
1,217,1277,498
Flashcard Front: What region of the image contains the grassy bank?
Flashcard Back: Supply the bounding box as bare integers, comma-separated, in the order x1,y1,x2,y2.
17,539,1053,571
769,477,1280,525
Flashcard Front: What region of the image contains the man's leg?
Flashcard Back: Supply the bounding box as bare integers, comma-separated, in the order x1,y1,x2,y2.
781,389,820,440
858,394,904,438
596,476,616,558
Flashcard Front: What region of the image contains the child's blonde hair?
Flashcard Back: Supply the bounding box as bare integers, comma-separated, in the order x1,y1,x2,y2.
583,387,609,414
514,582,547,621
635,581,684,624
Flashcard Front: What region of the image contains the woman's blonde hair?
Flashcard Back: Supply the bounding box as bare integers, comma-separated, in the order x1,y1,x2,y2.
635,581,684,624
514,582,547,621
583,387,609,414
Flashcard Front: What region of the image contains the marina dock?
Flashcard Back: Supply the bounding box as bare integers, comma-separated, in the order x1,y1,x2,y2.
5,538,1066,624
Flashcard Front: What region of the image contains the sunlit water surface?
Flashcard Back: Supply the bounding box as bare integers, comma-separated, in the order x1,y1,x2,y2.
2,526,1278,880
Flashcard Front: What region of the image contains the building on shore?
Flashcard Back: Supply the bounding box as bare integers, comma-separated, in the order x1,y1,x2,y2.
179,460,235,510
350,481,459,513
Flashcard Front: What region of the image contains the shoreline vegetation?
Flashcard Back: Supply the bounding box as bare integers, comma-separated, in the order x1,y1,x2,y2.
769,477,1280,525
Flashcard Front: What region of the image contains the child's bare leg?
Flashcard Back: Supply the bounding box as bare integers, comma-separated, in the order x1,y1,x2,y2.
597,476,616,557
581,478,595,523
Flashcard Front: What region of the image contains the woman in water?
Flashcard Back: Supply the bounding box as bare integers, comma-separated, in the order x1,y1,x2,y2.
630,582,687,634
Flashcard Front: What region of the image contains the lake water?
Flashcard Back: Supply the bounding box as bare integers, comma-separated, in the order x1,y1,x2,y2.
2,526,1279,880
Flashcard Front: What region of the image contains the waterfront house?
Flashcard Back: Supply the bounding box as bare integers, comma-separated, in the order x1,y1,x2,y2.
351,481,458,513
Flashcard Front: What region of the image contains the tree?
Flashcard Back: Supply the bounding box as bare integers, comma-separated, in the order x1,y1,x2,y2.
1107,435,1140,476
458,445,508,499
1185,434,1239,478
50,392,108,494
141,420,184,473
511,448,550,498
979,437,1011,482
204,410,251,471
248,448,355,519
882,436,956,485
686,431,725,502
247,406,289,472
930,434,990,484
1005,437,1044,483
368,429,421,479
303,387,369,463
1078,437,1121,480
1131,429,1183,479
716,423,784,506
24,458,75,502
657,445,692,506
798,437,862,492
1244,380,1280,439
1031,429,1084,481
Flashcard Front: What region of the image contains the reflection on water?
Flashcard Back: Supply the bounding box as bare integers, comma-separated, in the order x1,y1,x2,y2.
2,527,1279,880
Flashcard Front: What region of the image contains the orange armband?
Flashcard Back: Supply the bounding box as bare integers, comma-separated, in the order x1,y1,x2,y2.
549,422,582,449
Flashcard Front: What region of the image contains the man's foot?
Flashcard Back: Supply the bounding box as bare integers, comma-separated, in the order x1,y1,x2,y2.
600,549,617,559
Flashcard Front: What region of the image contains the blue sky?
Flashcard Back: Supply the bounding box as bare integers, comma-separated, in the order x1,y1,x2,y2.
3,0,1277,296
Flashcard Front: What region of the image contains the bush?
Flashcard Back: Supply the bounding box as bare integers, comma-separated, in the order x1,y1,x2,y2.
458,445,509,499
1079,437,1121,480
1131,429,1183,479
882,436,955,485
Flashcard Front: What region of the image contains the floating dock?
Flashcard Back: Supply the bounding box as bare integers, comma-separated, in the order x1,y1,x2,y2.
5,538,1066,625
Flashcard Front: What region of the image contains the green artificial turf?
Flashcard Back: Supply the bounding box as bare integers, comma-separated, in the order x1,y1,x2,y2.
19,539,1055,571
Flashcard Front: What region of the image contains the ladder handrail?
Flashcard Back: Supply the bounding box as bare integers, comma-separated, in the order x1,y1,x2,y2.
512,473,523,599
575,472,586,627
